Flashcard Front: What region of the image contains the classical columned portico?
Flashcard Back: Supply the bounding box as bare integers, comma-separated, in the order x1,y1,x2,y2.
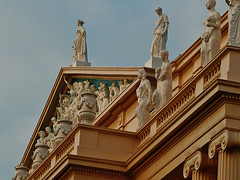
208,130,240,180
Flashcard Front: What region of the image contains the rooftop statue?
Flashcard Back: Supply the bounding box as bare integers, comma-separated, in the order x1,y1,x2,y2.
201,0,221,66
134,69,152,129
226,0,240,45
150,7,169,58
152,50,172,111
73,19,88,62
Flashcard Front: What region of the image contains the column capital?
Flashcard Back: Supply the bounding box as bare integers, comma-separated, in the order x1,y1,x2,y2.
208,130,240,159
183,151,205,179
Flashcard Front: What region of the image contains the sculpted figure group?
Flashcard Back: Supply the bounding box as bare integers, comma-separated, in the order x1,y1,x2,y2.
135,50,172,129
15,3,240,178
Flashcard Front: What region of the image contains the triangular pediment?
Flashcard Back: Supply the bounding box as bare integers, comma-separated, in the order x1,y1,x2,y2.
21,66,156,167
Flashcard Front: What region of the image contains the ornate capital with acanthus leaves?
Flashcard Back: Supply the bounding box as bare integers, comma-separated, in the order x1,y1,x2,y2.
208,130,240,159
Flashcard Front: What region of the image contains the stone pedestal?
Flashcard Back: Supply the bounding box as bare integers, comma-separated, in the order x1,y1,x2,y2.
13,164,29,180
72,60,91,67
145,57,162,69
55,119,72,145
78,91,98,125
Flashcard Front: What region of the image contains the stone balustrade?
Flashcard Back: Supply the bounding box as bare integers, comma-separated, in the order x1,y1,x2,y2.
137,45,240,146
26,124,136,180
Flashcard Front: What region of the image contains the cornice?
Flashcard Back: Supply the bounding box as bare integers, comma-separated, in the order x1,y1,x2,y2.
20,66,153,168
27,124,136,179
126,79,240,176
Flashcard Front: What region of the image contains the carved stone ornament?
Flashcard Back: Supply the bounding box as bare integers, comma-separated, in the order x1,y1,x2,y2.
30,131,49,172
45,126,56,152
54,119,72,145
78,91,98,124
12,164,29,180
109,82,120,103
208,130,240,159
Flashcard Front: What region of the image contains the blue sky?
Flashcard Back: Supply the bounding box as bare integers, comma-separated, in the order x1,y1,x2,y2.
0,0,228,179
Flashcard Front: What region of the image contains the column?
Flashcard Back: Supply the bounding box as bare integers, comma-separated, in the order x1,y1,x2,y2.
208,130,240,180
183,151,217,180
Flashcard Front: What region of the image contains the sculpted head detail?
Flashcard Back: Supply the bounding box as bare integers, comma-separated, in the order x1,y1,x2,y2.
160,50,169,62
77,19,84,26
90,84,96,92
51,117,56,123
45,127,51,134
155,7,162,16
138,69,147,79
206,0,216,9
38,131,46,138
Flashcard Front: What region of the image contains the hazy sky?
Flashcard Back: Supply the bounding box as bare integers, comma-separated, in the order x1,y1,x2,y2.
0,0,228,179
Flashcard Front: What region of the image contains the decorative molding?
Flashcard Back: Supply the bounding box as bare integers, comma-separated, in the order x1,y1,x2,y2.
138,126,151,144
222,93,240,101
203,61,221,88
32,160,51,180
56,136,75,162
208,130,240,159
71,165,122,176
157,84,196,130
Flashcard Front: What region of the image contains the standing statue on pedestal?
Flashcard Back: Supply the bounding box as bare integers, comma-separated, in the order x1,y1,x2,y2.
72,19,90,66
226,0,240,45
134,69,152,129
152,50,172,111
201,0,221,66
150,7,169,58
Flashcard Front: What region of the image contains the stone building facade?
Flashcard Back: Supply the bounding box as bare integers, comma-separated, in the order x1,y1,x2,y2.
13,12,240,180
